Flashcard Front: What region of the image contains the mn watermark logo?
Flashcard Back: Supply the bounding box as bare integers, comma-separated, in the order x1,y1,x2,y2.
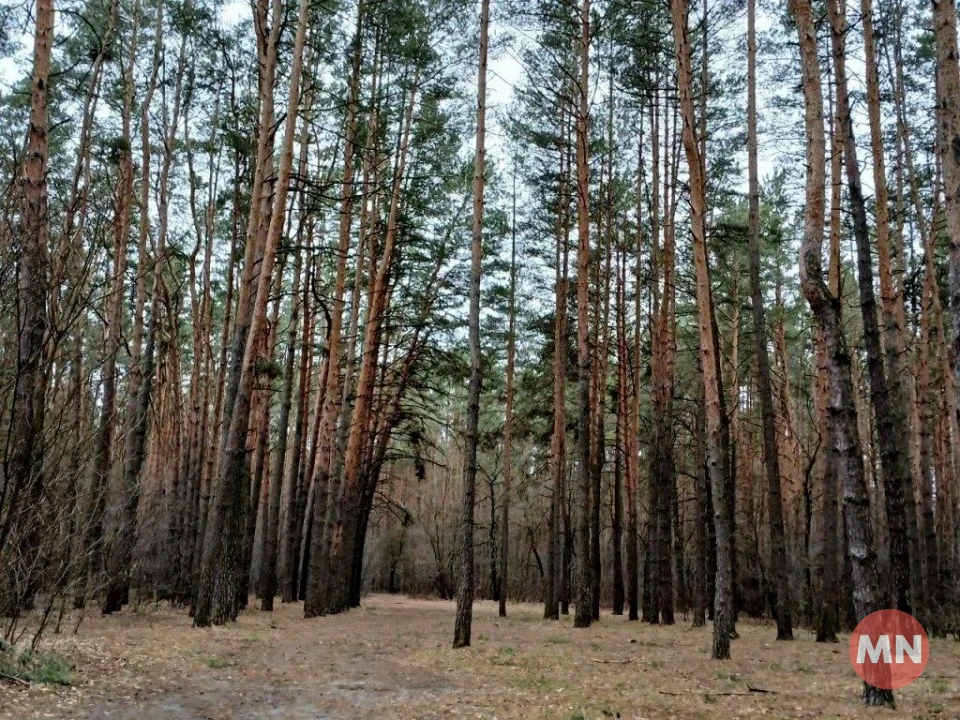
848,609,929,690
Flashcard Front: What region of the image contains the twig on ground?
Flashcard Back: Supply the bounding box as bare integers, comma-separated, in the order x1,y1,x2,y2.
0,671,30,687
591,656,636,664
659,687,777,698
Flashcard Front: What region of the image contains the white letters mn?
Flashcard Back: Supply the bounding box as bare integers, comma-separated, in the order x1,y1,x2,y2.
857,635,891,664
856,634,923,664
895,634,922,663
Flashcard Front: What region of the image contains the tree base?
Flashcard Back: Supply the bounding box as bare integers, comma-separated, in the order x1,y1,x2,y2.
862,683,894,707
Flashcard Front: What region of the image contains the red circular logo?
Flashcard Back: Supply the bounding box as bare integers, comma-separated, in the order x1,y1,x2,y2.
848,610,929,690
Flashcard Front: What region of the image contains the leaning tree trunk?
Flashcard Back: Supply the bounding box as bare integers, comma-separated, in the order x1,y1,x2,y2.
790,0,893,704
73,5,137,608
103,3,180,613
826,0,918,616
301,4,364,619
194,0,310,627
327,73,418,615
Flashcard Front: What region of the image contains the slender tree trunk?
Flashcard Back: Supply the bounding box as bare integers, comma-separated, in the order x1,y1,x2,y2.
887,5,950,623
612,425,624,611
280,240,313,604
917,207,942,632
709,284,735,626
499,157,517,619
74,5,138,607
810,69,844,642
103,2,181,612
241,270,282,607
932,0,960,543
627,136,643,623
747,0,792,641
693,369,709,627
698,0,735,625
861,0,916,587
670,0,732,657
0,0,54,610
545,102,570,622
573,0,593,630
453,0,488,648
613,240,628,617
260,244,304,610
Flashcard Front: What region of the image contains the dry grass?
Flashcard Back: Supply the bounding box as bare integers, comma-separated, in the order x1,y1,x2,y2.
1,594,958,719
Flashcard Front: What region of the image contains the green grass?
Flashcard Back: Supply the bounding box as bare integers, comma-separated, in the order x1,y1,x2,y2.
715,670,744,683
0,640,73,685
490,646,518,666
930,678,951,693
204,656,233,669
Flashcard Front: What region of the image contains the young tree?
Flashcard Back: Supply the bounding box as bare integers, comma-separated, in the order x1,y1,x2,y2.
453,0,489,649
544,104,569,622
746,0,792,641
499,157,518,619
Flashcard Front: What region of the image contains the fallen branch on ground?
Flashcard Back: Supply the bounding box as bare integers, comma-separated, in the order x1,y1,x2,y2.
658,686,777,698
0,671,29,687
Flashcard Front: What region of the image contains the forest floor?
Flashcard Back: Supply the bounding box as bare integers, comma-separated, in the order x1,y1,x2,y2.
2,594,959,719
